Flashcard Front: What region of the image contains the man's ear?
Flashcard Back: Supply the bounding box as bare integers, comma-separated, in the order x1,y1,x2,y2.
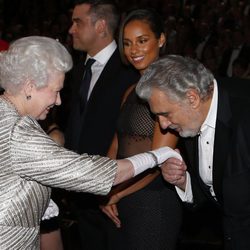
186,89,201,109
95,19,107,36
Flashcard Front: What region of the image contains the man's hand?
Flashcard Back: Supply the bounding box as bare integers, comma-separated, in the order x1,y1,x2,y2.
161,152,187,191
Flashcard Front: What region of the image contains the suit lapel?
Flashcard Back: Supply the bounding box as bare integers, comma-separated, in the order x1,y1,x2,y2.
213,84,232,204
183,84,233,205
87,49,119,105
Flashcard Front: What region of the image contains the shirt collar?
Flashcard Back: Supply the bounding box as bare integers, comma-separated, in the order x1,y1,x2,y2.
200,79,218,131
85,40,117,65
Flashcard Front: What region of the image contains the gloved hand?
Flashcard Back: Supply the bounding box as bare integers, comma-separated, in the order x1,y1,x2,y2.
126,146,182,176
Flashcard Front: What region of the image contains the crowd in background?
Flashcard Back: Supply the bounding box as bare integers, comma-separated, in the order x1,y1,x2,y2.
1,0,250,79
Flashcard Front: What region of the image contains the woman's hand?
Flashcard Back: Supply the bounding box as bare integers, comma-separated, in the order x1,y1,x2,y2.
100,203,121,228
100,194,121,227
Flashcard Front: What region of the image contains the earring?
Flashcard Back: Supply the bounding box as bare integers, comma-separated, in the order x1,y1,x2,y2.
26,95,31,100
159,44,163,48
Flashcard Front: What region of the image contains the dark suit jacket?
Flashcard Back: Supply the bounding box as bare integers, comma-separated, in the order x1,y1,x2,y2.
181,77,250,249
65,48,140,156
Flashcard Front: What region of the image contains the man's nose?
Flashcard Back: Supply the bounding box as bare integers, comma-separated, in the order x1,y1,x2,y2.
158,116,172,130
69,23,75,34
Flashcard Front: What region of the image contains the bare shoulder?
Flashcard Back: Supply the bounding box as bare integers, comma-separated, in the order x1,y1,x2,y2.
121,84,137,106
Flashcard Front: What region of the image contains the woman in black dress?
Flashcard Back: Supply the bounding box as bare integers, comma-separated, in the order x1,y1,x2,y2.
100,8,183,250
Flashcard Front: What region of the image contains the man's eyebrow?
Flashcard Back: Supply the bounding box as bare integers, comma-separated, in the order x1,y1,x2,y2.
72,17,81,22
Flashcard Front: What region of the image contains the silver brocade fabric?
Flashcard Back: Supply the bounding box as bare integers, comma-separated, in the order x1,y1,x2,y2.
0,99,117,249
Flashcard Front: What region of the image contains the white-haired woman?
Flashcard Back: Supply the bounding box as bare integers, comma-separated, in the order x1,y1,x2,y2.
0,36,181,249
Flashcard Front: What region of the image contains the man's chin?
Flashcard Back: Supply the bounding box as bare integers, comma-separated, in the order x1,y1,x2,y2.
179,130,198,138
72,43,84,51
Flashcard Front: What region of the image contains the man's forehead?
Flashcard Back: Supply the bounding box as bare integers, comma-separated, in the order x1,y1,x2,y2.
150,88,171,104
149,89,169,112
73,3,91,15
149,88,181,112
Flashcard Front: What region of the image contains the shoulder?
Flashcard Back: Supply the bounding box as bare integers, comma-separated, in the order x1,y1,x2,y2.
0,100,24,131
217,77,250,117
217,76,250,100
13,116,42,134
121,84,136,105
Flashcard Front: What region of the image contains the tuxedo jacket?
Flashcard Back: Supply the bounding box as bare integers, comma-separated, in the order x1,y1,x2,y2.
181,77,250,249
65,48,140,156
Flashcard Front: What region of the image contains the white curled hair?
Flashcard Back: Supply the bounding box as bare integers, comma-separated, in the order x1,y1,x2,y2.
0,36,73,94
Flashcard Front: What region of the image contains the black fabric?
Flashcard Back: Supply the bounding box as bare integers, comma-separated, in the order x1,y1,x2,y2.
116,176,183,250
117,89,155,139
40,216,60,234
109,88,183,250
116,89,155,158
79,58,95,113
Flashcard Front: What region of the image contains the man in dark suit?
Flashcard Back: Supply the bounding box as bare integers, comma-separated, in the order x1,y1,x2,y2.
136,54,250,250
64,0,139,249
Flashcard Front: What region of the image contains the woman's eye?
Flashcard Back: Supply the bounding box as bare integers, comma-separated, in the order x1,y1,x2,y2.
139,39,147,44
123,41,130,47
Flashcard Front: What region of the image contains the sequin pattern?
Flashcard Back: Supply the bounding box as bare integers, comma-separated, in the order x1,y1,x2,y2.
0,100,117,249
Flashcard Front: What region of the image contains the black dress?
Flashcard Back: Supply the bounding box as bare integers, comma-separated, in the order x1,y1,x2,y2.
113,89,183,250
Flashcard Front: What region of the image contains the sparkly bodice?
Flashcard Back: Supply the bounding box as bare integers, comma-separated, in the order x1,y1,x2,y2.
116,88,155,158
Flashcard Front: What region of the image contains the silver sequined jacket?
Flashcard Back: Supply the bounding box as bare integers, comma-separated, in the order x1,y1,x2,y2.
0,100,117,249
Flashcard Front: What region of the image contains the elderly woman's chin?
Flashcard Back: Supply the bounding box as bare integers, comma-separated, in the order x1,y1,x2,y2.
36,110,50,120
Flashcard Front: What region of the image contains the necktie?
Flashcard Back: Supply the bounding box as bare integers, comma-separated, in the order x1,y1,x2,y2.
79,58,95,113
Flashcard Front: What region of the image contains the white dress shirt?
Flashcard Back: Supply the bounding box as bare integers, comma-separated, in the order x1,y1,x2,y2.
176,79,218,202
85,40,117,100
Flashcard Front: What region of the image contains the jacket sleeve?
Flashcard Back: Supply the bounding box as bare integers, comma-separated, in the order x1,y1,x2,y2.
10,116,117,195
223,113,250,248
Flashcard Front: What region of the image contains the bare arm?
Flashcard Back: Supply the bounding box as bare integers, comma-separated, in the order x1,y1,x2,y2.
101,121,179,227
107,133,118,160
113,159,134,185
48,127,65,146
109,121,178,198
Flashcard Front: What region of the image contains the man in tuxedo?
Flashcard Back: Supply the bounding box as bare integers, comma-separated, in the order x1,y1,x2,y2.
64,0,139,249
136,54,250,250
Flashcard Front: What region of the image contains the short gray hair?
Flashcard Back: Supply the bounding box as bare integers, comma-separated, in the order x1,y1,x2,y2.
136,55,214,103
0,36,73,94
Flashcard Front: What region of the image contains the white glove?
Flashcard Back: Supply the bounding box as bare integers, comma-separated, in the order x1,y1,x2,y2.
126,146,182,176
149,146,182,164
42,199,59,221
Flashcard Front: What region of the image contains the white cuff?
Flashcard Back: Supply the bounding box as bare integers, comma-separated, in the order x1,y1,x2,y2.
42,199,59,221
175,171,193,203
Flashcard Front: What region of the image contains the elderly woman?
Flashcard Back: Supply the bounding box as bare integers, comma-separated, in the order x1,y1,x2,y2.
0,36,181,249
